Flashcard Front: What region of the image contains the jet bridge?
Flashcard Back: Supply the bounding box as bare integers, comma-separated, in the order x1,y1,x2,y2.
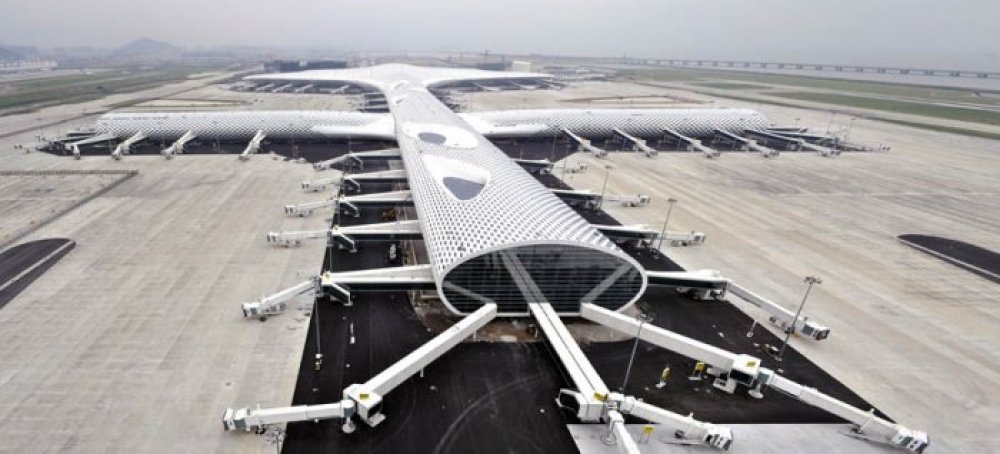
284,190,413,217
301,173,343,192
239,130,266,161
743,129,803,151
646,269,730,299
342,169,408,192
241,276,319,319
594,224,706,248
66,132,117,159
161,131,196,159
319,265,436,303
529,302,734,450
647,271,830,340
265,220,422,250
727,282,830,340
580,304,929,452
111,131,147,160
224,304,497,433
560,127,608,158
513,158,554,174
661,128,720,158
711,128,779,157
313,148,401,171
550,188,601,209
612,127,658,157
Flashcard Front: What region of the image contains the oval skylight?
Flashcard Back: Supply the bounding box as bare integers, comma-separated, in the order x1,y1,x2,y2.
402,122,479,149
422,155,491,201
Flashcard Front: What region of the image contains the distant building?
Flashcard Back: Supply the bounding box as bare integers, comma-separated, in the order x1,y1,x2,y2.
265,60,348,73
510,60,532,73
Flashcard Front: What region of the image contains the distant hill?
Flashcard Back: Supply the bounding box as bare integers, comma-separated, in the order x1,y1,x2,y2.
0,46,24,61
116,38,180,56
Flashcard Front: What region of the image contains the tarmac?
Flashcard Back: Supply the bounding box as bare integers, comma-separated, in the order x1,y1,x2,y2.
0,130,328,452
0,73,995,453
551,110,1000,452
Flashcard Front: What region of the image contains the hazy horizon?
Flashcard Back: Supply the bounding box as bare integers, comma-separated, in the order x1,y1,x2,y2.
2,0,998,70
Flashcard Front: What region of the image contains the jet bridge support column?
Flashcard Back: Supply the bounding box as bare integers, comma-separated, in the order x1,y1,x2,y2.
239,130,266,161
580,303,928,452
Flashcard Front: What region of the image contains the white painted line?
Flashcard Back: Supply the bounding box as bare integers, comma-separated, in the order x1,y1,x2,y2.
0,241,75,294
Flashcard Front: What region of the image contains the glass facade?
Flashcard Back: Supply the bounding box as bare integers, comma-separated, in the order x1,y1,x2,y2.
442,244,644,313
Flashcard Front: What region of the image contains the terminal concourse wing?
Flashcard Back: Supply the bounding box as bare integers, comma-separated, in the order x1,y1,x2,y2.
91,108,768,143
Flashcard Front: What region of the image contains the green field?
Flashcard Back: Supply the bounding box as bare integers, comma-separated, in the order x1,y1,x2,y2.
0,67,217,114
630,68,1000,106
698,91,1000,141
770,91,1000,126
692,82,769,90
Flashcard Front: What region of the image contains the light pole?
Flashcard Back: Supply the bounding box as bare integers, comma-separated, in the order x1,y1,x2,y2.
621,311,654,393
844,117,858,143
777,276,822,362
825,111,838,134
657,198,678,249
598,164,613,209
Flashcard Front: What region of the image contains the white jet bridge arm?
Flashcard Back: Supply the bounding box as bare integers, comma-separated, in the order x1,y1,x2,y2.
728,282,830,340
241,276,319,319
301,172,343,192
161,130,196,159
617,395,733,450
580,303,929,452
225,303,496,435
530,302,733,450
613,127,657,156
239,130,266,161
266,220,422,249
343,303,497,426
111,131,147,159
561,127,607,157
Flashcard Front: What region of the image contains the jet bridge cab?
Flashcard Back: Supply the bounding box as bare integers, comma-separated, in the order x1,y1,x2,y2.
709,354,762,394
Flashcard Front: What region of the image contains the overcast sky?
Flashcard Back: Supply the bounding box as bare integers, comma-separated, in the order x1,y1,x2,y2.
2,0,998,69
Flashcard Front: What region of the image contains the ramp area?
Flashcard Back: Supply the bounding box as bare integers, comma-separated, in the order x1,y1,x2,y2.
0,155,327,453
568,424,897,453
0,238,75,310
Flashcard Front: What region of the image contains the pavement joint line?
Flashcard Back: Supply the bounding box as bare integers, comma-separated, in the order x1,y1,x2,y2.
897,237,1000,281
0,240,74,294
0,170,139,250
